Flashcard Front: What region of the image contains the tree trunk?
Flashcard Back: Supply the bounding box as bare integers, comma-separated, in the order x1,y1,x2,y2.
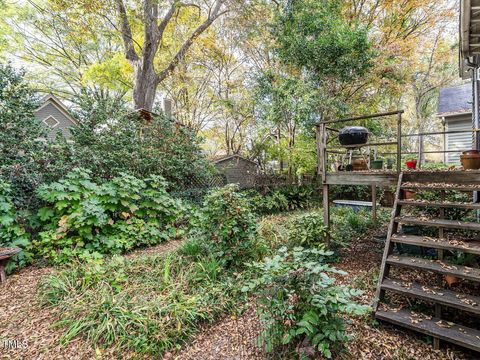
133,61,158,110
115,0,226,112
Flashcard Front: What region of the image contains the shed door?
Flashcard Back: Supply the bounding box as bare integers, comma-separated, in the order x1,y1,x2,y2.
446,119,473,163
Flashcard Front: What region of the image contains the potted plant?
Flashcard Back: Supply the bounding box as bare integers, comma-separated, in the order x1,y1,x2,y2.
371,158,384,170
386,158,395,170
405,158,417,169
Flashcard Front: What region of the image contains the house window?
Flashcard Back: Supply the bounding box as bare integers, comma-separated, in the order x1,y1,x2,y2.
446,119,473,164
42,115,60,128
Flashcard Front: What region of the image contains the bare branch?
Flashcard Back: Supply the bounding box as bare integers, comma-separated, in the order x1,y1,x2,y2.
158,2,178,39
157,0,227,83
115,0,139,62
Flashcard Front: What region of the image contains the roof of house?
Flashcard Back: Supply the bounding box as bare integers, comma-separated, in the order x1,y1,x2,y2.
35,94,78,124
437,84,472,116
210,154,257,165
459,0,480,78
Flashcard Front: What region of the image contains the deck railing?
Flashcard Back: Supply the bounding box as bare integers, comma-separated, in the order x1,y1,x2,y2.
316,110,479,179
316,110,404,182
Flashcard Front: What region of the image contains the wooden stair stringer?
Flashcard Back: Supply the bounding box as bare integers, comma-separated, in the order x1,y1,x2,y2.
374,171,480,353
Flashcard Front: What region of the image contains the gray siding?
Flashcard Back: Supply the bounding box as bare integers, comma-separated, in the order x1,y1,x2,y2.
445,115,473,163
214,157,258,188
34,102,75,140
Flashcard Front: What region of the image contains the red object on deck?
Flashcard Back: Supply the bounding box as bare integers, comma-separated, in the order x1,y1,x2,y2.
405,159,417,169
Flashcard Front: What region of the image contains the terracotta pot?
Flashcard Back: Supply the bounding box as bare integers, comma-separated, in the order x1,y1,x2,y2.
403,190,416,200
462,149,479,155
444,274,460,286
352,158,368,171
405,159,417,169
460,154,480,170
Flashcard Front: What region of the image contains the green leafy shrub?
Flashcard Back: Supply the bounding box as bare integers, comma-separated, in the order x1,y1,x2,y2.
39,247,242,356
62,105,213,191
0,179,32,272
244,247,369,358
34,168,184,264
276,184,319,210
0,64,57,210
287,212,327,247
244,189,289,215
244,185,320,215
257,214,290,250
330,207,388,245
200,185,260,268
330,185,370,202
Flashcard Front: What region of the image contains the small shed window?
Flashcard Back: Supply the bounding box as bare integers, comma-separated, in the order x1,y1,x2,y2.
42,115,60,128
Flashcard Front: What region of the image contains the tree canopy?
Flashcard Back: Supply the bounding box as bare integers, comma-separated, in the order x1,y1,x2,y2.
0,0,459,174
274,0,373,82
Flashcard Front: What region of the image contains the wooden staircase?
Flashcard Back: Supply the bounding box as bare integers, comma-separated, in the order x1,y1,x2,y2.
374,172,480,353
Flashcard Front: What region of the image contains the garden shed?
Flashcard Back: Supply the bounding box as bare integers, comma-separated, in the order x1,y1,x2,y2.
34,94,77,140
211,154,259,188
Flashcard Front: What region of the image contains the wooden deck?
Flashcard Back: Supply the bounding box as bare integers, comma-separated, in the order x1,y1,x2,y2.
324,170,480,186
325,171,398,185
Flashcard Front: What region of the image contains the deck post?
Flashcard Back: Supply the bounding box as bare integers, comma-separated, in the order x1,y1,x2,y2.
371,185,377,223
323,184,330,248
316,125,323,181
397,112,402,174
317,123,331,247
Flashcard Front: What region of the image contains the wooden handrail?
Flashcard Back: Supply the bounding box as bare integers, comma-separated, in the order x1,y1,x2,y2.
316,110,404,125
326,141,398,152
401,129,480,137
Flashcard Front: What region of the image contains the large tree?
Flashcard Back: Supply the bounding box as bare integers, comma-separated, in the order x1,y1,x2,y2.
273,0,374,121
115,0,228,110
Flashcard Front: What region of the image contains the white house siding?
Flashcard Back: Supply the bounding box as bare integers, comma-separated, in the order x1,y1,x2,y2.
445,115,473,164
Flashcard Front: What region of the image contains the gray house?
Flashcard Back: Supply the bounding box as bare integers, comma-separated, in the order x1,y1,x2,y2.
212,155,259,188
34,94,77,140
438,84,473,163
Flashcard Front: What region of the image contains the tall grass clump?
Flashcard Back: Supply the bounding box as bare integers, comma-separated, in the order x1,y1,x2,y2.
39,185,260,356
39,248,243,355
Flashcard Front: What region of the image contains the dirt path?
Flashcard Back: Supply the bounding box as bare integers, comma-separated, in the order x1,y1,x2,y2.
172,307,264,360
0,240,182,360
175,230,475,360
0,235,476,360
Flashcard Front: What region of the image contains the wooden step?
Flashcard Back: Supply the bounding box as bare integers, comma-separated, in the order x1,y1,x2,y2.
398,200,480,210
381,278,480,315
395,216,480,231
401,183,480,192
402,171,480,187
376,308,480,352
386,255,480,282
391,234,480,255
